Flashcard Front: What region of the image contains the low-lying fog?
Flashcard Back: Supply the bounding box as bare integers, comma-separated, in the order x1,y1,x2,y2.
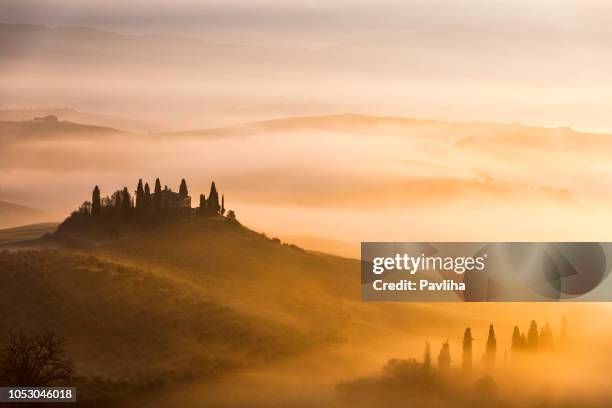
3,117,612,257
123,302,612,407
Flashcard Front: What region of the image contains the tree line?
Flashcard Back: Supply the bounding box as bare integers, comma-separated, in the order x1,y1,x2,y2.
59,178,237,234
428,317,568,373
89,178,227,216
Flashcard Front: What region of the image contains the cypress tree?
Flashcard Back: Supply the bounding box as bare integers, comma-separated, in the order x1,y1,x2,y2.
121,187,132,215
111,190,123,211
438,341,451,372
511,326,522,353
92,185,101,216
207,182,220,214
135,179,144,211
199,194,206,214
462,328,473,372
527,320,539,351
485,324,497,369
179,178,188,196
144,183,151,212
423,341,431,369
540,323,554,351
221,194,225,215
153,178,162,210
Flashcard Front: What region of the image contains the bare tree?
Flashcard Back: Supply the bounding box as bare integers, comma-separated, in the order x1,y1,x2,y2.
0,331,74,386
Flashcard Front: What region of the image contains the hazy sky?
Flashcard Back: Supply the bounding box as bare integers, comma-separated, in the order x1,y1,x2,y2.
2,0,612,47
2,0,612,131
3,0,612,251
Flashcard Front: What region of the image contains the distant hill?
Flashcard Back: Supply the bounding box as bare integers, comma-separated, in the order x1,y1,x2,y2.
0,200,47,229
0,108,165,134
169,113,611,143
3,21,612,132
0,117,127,145
0,222,58,245
169,113,438,138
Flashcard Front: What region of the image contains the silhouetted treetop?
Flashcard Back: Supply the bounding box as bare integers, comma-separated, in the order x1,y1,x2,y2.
208,181,220,214
179,178,188,196
91,185,101,216
462,328,473,372
527,320,539,351
135,179,144,210
485,324,496,369
423,341,431,370
438,341,451,371
59,178,235,236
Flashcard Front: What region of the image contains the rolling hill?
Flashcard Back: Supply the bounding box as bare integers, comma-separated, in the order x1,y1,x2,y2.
168,113,441,138
0,118,127,145
0,222,58,245
0,216,464,403
169,113,612,145
0,108,165,134
0,200,47,229
0,214,598,406
0,217,355,401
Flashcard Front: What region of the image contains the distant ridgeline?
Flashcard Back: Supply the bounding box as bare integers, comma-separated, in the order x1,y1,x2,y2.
59,178,237,237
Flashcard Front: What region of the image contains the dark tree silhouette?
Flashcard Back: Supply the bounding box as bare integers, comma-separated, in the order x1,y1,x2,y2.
207,182,220,214
121,187,132,215
485,324,496,369
79,201,92,216
527,320,539,351
91,185,101,216
59,177,229,234
153,178,162,210
423,341,431,370
110,190,123,210
462,328,473,372
179,178,188,196
135,179,144,211
539,323,554,351
144,182,151,211
511,326,524,353
199,193,206,214
438,341,451,372
0,331,75,387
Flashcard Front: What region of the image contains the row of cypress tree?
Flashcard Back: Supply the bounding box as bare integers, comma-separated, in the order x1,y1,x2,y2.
91,178,225,216
425,318,568,373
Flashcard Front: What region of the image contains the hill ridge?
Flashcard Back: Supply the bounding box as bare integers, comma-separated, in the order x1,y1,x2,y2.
165,112,601,138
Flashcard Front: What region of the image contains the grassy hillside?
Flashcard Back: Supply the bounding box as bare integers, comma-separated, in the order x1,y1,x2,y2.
0,216,486,404
0,218,357,399
0,250,284,377
93,217,360,331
